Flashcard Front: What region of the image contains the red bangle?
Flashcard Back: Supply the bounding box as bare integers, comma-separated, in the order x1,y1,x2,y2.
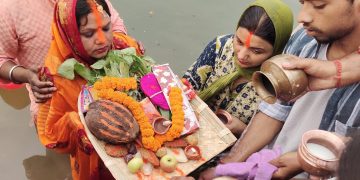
333,60,342,88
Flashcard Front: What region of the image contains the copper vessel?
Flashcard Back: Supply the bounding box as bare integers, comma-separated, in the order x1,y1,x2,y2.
252,54,308,104
184,145,201,160
297,130,346,178
215,109,233,124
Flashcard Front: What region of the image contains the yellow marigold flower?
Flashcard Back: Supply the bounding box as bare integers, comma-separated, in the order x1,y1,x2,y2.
123,96,133,106
132,110,141,117
155,136,166,143
142,129,154,137
141,125,153,131
128,102,140,111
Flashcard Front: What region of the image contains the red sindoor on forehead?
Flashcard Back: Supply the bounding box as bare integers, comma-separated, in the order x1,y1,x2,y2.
245,32,253,48
86,0,105,43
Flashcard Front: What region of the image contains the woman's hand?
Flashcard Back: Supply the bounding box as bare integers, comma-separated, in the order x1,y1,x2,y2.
0,61,56,103
0,62,57,103
270,152,303,179
27,70,56,103
78,129,94,155
198,167,216,180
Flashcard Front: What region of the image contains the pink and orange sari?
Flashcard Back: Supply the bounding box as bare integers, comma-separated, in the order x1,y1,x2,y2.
36,0,142,179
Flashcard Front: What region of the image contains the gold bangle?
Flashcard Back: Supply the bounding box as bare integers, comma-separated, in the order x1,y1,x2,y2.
8,65,24,84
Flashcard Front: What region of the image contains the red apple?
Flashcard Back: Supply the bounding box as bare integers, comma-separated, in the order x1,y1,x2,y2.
160,154,178,173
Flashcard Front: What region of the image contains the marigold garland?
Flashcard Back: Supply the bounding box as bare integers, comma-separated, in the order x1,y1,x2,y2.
96,77,184,152
94,77,137,91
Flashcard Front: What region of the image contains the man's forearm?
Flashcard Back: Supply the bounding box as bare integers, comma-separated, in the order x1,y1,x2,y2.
221,112,284,163
341,52,360,87
282,52,360,90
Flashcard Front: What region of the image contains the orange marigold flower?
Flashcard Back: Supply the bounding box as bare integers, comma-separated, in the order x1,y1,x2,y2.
141,129,154,137
93,78,185,152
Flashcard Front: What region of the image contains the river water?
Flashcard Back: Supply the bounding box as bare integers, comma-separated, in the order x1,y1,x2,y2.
0,1,300,179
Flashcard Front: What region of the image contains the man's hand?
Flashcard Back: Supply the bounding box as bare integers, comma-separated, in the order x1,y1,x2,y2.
282,55,337,91
270,152,303,180
27,70,56,103
282,50,360,91
198,167,216,180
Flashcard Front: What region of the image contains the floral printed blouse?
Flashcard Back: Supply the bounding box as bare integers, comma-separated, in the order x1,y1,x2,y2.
183,34,261,124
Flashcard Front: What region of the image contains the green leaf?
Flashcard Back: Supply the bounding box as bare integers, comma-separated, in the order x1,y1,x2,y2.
90,60,106,69
74,63,93,82
158,107,172,120
105,51,117,61
121,55,134,65
104,66,112,76
57,58,78,80
57,58,94,82
116,47,136,55
133,55,153,75
109,60,121,77
119,61,130,77
57,48,156,86
142,56,156,64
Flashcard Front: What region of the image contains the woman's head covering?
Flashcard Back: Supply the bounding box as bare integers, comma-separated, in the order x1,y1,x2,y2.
198,0,293,101
54,0,135,65
244,0,293,55
55,0,94,64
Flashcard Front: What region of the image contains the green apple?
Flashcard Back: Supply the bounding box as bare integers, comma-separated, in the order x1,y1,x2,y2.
160,154,178,173
127,157,144,173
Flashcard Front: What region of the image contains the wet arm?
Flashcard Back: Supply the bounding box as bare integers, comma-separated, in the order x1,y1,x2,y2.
0,13,32,84
0,61,35,83
224,114,247,137
221,112,284,163
339,52,360,87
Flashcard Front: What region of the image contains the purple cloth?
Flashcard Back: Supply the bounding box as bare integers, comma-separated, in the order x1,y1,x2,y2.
215,148,282,180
